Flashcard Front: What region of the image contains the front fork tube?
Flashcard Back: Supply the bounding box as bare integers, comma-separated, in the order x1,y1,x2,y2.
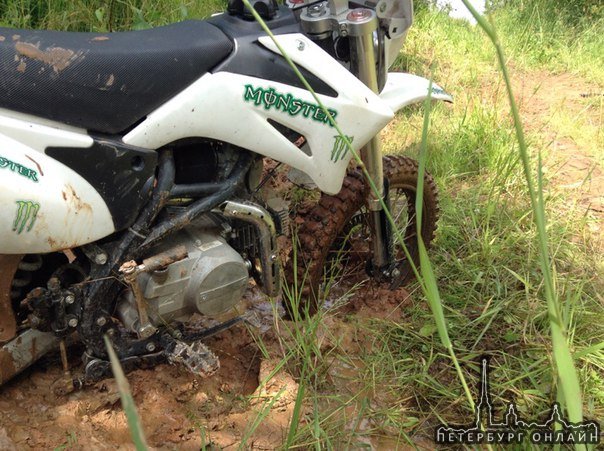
349,10,393,274
362,136,393,271
369,178,393,276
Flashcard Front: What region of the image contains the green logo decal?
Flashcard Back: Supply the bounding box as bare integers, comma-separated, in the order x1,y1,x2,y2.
331,135,354,162
13,201,40,234
0,156,39,182
243,84,338,127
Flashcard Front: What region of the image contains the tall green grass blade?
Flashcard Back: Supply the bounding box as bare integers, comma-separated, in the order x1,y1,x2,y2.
415,77,475,411
575,341,604,360
103,335,148,451
459,0,585,429
285,360,307,447
312,395,322,450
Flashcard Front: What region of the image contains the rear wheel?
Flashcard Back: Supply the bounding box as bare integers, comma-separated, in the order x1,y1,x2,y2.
288,155,439,317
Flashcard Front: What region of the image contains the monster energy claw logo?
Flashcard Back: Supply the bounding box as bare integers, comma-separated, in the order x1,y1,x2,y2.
13,201,40,234
243,84,338,127
331,135,354,162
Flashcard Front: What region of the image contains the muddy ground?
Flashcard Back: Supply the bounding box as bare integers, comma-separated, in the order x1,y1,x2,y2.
0,71,602,450
0,285,412,450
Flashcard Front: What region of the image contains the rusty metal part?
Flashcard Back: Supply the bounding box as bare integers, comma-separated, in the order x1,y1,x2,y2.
0,255,23,342
119,245,188,276
287,155,439,317
0,329,59,385
141,245,188,273
119,246,189,339
120,265,155,339
53,339,76,396
60,339,69,372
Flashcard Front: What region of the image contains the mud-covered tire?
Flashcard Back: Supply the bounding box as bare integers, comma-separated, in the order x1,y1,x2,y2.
286,155,440,317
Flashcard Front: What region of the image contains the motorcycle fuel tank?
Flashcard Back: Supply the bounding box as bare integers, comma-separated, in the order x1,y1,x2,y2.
0,117,115,254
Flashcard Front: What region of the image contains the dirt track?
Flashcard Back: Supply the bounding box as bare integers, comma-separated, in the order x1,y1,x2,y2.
513,70,603,245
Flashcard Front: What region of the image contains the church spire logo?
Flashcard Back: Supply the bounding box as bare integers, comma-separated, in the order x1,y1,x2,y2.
435,357,600,445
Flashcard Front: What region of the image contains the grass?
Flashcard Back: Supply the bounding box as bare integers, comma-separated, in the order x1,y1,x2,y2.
237,0,603,448
381,0,603,445
2,0,602,449
0,0,224,30
492,0,604,85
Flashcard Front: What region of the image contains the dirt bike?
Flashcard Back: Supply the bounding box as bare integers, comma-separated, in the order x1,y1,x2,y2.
0,0,451,389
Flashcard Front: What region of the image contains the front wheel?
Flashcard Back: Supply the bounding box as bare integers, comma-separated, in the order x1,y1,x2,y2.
288,155,440,317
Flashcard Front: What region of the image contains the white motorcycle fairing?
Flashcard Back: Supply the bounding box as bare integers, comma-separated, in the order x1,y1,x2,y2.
0,127,114,254
380,73,453,111
124,33,392,195
0,33,451,254
125,33,451,195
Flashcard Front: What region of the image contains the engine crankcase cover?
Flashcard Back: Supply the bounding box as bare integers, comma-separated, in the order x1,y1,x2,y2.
141,228,249,324
188,236,248,316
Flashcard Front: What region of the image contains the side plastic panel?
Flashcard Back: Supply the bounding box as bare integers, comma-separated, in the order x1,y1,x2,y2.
0,132,115,254
0,107,93,152
124,33,394,195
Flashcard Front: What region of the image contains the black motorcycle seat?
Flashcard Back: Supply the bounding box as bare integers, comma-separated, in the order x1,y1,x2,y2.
0,21,233,134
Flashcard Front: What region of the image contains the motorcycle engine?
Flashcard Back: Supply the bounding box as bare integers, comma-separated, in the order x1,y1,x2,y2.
117,226,248,331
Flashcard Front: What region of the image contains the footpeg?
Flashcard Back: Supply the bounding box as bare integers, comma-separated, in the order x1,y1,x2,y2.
165,340,220,377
